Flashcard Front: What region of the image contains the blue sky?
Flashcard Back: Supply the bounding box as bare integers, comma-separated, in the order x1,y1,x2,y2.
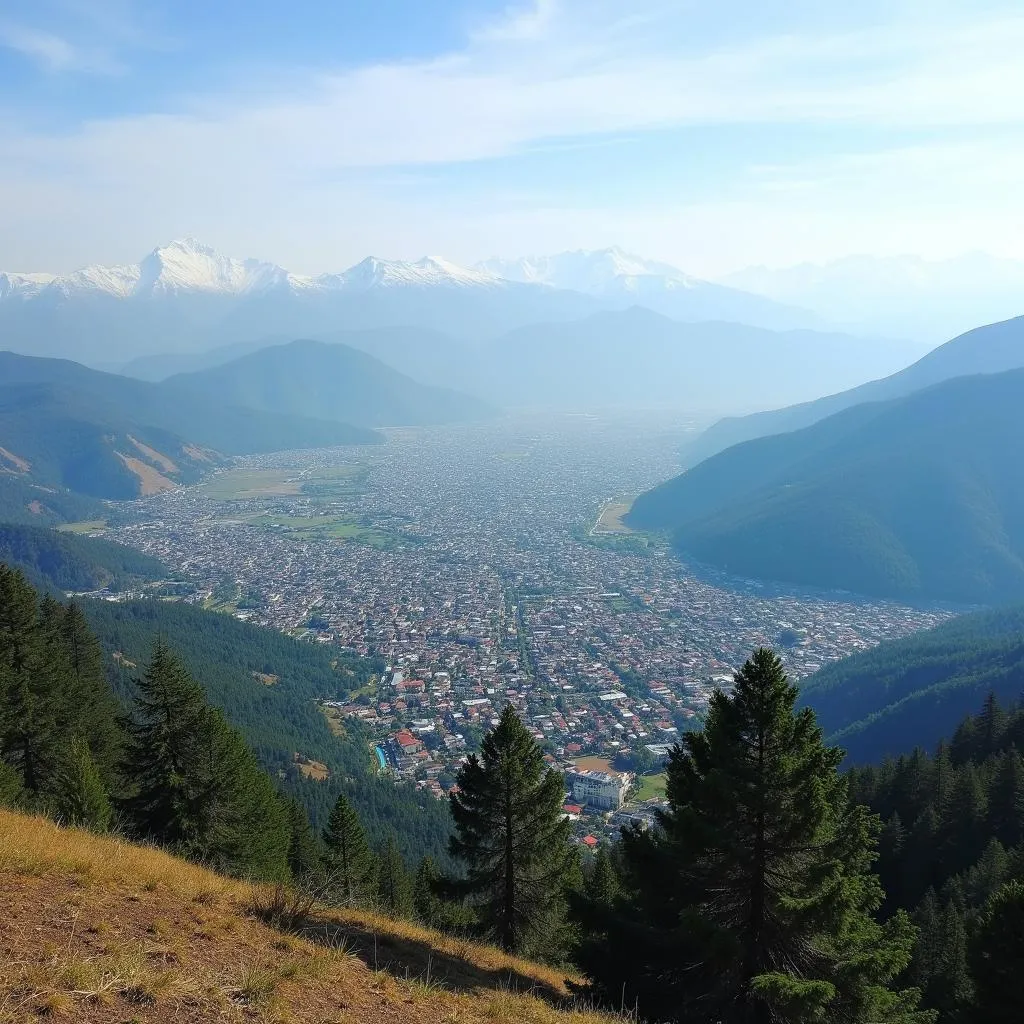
1,0,1023,276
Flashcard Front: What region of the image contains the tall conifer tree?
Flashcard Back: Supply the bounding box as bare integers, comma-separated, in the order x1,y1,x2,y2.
582,648,930,1024
0,565,61,795
969,881,1024,1024
322,791,376,905
122,640,288,879
376,835,413,917
54,737,112,832
448,704,573,955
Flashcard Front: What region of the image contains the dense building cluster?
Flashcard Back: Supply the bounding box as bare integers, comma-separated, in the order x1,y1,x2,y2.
109,414,951,831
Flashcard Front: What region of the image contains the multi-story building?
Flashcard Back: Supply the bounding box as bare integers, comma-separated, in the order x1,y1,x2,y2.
565,767,632,811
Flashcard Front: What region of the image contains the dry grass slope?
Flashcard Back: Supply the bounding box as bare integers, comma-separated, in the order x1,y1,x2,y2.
0,810,620,1024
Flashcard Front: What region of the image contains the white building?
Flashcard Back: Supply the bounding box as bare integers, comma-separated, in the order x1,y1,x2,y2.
565,768,632,811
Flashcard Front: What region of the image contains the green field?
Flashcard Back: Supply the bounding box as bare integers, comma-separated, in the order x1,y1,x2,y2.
201,469,302,500
250,513,403,550
202,464,368,501
56,519,108,534
633,773,667,801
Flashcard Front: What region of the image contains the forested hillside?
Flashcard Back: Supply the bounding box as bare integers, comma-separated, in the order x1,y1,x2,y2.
629,368,1024,603
0,523,166,594
687,313,1024,464
799,605,1024,762
849,694,1024,1022
80,597,454,867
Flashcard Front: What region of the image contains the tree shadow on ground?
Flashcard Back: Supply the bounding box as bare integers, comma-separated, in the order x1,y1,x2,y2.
294,908,572,1005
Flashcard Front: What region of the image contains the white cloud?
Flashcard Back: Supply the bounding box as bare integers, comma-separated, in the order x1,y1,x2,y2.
0,22,120,73
1,0,1024,272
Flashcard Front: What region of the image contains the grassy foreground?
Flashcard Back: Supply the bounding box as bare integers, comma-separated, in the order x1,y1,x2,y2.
0,810,620,1024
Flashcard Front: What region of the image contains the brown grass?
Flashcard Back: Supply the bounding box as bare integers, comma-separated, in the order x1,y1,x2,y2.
0,810,620,1024
127,436,180,476
115,454,177,496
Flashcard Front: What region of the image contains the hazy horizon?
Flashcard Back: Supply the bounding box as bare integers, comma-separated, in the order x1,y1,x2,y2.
2,0,1023,278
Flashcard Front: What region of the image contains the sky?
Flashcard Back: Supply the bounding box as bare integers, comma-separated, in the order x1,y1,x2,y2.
1,0,1023,277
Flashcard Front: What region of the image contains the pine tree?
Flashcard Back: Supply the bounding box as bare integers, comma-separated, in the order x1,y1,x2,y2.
121,639,210,846
322,791,376,906
583,648,931,1024
122,640,289,879
986,747,1024,848
284,796,321,879
584,844,620,907
0,566,61,795
197,716,290,880
54,737,112,832
448,704,573,956
969,880,1024,1024
376,835,413,917
413,856,441,927
58,601,122,783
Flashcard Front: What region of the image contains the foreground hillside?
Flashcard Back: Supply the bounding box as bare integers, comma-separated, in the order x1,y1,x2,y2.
0,810,611,1024
688,313,1024,463
629,368,1024,603
800,604,1024,763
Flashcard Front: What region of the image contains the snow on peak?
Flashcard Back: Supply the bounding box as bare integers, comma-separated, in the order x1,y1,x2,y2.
136,238,290,295
476,247,702,296
326,255,504,291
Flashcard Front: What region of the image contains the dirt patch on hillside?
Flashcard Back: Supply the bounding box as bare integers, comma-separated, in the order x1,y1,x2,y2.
251,671,280,686
117,453,178,496
0,445,30,473
129,436,180,475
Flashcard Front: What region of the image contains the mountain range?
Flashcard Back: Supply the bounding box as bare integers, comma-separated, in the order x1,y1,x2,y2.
0,239,827,367
687,315,1024,465
629,367,1024,604
476,247,819,330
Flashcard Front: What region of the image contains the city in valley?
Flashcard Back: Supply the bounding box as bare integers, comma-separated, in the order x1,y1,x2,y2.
94,413,951,843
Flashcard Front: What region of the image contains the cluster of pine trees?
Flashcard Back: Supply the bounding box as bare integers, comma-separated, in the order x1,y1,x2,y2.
7,550,1024,1022
0,562,295,878
848,693,1024,1022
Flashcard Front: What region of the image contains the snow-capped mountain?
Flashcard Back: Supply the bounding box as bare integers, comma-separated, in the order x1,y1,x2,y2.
0,239,820,365
477,247,819,330
478,246,699,294
317,256,505,292
0,241,508,304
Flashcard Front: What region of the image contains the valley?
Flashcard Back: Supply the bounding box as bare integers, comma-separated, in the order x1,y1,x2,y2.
96,413,951,834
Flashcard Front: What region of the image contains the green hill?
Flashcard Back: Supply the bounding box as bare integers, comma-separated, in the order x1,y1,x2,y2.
798,605,1024,763
688,314,1024,464
164,338,496,428
0,523,166,593
0,351,380,513
80,597,454,867
628,368,1024,603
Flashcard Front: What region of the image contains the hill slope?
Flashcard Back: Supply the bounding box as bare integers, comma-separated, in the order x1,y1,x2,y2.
0,352,379,509
688,314,1024,463
0,810,606,1024
628,369,1024,603
165,339,495,428
0,523,166,593
80,598,453,866
799,605,1024,763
